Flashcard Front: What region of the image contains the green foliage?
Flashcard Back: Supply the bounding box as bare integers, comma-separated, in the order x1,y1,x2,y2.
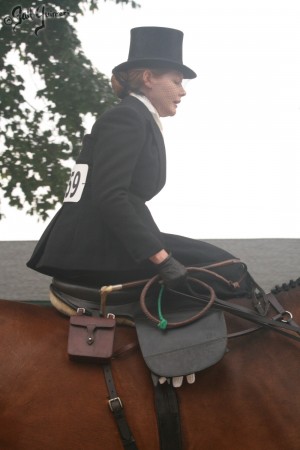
0,0,139,220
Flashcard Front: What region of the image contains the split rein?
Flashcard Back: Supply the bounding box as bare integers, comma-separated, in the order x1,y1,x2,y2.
101,258,300,342
140,259,249,329
144,259,300,342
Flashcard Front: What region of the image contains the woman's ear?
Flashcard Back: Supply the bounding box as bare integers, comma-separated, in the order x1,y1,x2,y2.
142,69,153,89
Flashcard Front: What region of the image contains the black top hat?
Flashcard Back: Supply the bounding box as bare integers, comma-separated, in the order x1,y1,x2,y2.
113,27,196,79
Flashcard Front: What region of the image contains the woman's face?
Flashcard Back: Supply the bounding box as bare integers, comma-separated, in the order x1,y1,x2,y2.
143,70,186,117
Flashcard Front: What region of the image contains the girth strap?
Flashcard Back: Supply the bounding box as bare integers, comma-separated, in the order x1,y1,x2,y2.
103,364,138,450
153,377,182,450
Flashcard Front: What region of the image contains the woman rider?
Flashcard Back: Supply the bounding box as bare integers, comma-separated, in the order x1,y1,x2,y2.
27,27,255,299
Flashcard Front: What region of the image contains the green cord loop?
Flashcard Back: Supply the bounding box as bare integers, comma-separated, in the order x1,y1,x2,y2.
157,284,168,330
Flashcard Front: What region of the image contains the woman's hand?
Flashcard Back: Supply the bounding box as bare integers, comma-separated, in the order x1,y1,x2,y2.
150,250,187,289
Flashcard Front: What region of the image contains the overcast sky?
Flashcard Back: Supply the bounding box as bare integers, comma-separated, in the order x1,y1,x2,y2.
0,0,299,240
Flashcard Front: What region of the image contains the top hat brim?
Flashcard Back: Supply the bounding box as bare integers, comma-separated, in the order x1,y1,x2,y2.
113,58,197,79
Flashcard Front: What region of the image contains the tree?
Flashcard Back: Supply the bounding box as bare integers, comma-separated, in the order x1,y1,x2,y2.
0,0,139,219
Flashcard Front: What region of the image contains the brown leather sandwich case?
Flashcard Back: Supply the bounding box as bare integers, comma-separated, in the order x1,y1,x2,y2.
68,315,116,363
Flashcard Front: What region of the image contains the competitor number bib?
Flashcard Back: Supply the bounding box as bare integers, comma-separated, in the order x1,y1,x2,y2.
64,164,88,203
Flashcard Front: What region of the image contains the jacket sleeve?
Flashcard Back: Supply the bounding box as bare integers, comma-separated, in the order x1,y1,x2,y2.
90,105,165,263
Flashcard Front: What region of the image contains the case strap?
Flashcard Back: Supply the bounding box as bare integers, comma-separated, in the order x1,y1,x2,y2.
103,364,138,450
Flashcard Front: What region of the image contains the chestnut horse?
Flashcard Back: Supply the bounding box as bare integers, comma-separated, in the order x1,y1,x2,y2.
0,282,300,450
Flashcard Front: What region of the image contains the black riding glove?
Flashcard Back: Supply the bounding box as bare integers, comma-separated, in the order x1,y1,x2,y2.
156,254,187,290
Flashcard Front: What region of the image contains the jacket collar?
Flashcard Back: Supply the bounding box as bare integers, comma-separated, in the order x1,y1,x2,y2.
129,93,163,133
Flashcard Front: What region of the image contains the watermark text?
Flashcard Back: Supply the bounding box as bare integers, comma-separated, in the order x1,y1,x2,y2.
3,4,70,35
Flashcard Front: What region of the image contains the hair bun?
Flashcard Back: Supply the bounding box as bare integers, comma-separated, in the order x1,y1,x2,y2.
111,73,128,99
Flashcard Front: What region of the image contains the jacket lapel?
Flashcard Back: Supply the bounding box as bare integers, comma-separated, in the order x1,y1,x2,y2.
123,96,166,191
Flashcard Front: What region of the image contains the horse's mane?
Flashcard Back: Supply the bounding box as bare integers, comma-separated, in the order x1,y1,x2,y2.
272,277,300,294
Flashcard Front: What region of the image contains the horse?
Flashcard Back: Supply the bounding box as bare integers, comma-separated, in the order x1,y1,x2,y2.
0,280,300,450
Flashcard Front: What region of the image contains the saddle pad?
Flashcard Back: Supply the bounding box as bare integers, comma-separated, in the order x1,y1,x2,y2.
135,309,227,377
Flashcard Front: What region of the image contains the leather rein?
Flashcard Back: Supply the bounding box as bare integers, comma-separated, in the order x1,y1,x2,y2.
138,259,300,342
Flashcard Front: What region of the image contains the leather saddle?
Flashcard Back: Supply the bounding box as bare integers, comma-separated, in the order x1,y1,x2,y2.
50,278,141,316
50,277,228,377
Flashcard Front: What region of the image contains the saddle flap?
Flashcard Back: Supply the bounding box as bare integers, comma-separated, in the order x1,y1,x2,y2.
68,315,116,363
135,309,227,377
103,285,228,377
